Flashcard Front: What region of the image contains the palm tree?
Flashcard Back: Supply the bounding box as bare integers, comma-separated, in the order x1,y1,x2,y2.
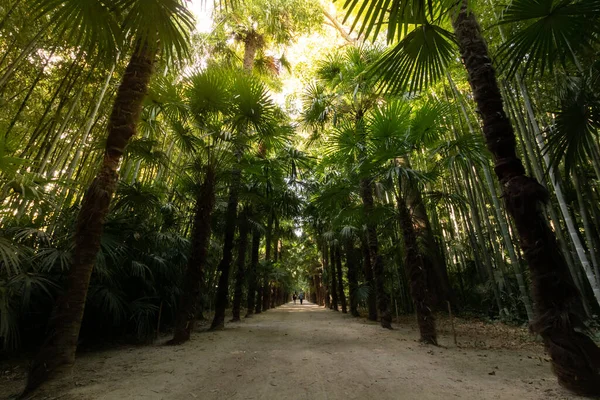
208,0,319,328
245,222,262,317
215,0,323,74
167,68,237,344
340,0,600,393
367,100,441,344
231,206,250,321
301,46,394,328
210,75,282,329
25,0,193,393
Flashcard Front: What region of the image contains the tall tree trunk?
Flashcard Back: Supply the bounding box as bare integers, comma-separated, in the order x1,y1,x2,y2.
242,30,263,72
262,210,274,312
400,157,454,309
231,209,250,322
452,3,600,395
335,244,347,313
262,282,271,311
360,178,392,328
211,170,241,330
25,45,156,394
330,243,339,311
255,284,263,314
344,238,360,317
245,227,260,317
310,276,318,303
398,191,437,344
322,242,331,308
360,232,377,321
270,286,276,308
168,166,217,344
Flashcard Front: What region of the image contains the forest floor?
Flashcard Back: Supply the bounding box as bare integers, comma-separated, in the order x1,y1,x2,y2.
3,302,583,400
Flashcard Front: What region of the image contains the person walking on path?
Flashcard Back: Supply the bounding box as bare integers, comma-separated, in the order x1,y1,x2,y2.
293,292,297,304
298,292,304,305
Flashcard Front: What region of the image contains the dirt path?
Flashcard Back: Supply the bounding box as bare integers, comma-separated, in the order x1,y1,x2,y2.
9,302,580,399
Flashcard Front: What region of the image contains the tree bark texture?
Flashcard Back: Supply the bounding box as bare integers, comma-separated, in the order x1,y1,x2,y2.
211,170,241,330
344,238,360,316
336,245,347,313
310,276,318,304
231,209,250,322
360,178,392,328
401,157,454,309
452,3,600,395
398,192,437,344
329,244,339,310
360,232,377,321
169,166,217,344
25,46,156,394
245,228,260,317
262,211,274,312
255,284,263,314
322,243,331,309
242,30,263,72
263,283,271,311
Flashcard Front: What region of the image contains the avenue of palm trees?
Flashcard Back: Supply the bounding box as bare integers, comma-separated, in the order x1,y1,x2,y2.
0,0,599,397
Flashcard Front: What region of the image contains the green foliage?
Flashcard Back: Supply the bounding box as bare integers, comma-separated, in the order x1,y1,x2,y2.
498,0,600,78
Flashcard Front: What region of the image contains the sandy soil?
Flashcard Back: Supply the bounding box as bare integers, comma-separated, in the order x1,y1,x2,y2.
4,302,582,400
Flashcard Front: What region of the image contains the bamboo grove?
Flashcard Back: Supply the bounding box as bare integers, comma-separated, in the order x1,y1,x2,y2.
0,0,599,397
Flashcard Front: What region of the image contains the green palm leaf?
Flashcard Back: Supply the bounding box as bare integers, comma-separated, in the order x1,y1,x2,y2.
32,0,123,60
497,0,600,78
370,23,456,94
409,100,448,148
544,74,600,174
121,0,195,61
230,75,277,139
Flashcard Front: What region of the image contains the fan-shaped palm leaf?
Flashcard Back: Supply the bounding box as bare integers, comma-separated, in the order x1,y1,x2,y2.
121,0,195,62
369,23,456,94
497,0,600,78
32,0,122,60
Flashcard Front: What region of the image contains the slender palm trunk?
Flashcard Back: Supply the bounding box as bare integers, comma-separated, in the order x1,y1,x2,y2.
330,243,339,311
401,157,454,309
255,284,263,314
360,232,377,320
245,228,260,317
452,3,600,395
211,170,241,330
398,190,437,344
25,46,156,394
169,166,217,344
360,178,392,328
322,242,331,308
262,211,274,312
231,209,249,322
315,274,323,305
242,30,262,72
344,238,359,316
335,245,347,313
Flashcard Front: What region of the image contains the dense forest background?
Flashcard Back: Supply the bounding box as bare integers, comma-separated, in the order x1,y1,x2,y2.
1,0,600,396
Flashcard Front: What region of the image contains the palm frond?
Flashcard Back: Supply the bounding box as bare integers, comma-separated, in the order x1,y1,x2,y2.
32,0,122,61
369,23,456,94
123,0,195,62
497,0,600,78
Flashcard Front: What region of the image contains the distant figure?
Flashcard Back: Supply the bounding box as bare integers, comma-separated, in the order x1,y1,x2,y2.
299,292,304,305
293,292,297,304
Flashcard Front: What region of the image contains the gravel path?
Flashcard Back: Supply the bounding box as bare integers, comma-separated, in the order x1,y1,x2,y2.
9,302,580,399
